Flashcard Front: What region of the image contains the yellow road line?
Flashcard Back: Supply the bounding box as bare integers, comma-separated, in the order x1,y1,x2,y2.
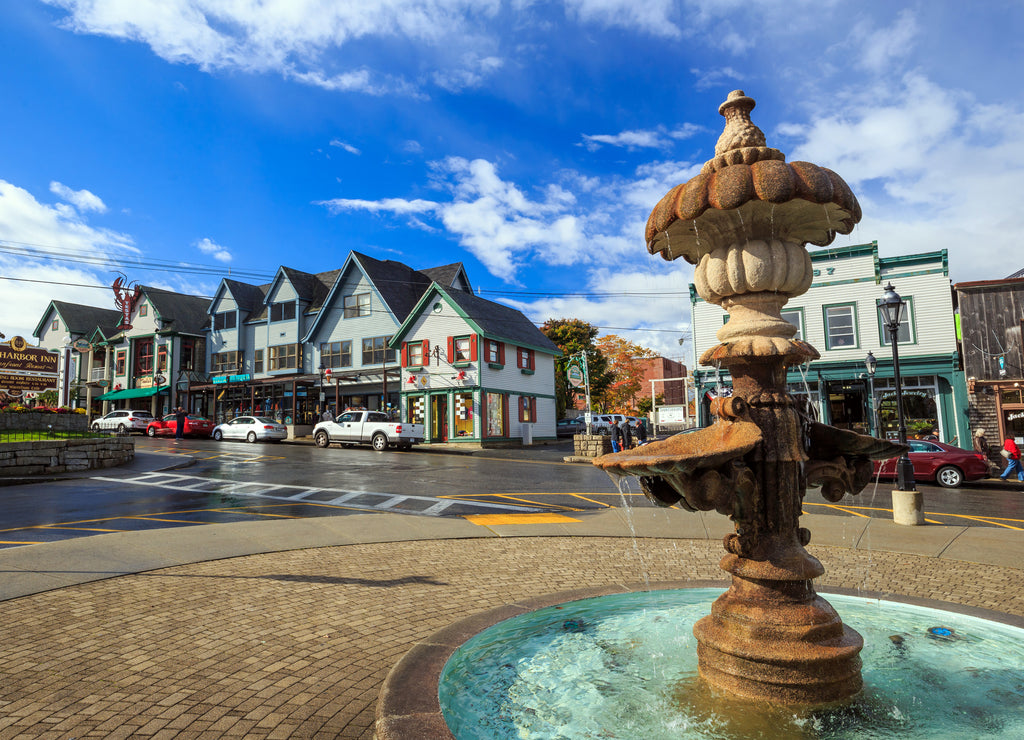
124,516,199,524
951,514,1024,530
566,493,614,508
0,540,42,545
37,526,123,532
444,493,582,511
464,513,581,526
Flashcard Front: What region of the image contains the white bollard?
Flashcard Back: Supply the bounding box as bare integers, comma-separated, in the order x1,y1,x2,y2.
891,489,924,525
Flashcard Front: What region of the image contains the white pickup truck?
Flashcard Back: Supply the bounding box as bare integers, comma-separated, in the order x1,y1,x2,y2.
312,410,425,451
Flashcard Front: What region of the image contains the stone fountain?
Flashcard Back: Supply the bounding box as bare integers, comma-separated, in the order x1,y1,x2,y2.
594,90,906,706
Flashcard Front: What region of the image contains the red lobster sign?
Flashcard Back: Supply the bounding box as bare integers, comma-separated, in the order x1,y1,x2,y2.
112,274,143,331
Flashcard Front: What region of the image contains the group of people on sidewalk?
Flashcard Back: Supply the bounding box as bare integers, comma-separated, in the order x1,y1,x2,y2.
609,418,647,453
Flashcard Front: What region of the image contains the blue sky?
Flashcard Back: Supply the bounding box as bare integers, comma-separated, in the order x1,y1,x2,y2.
3,1,1023,360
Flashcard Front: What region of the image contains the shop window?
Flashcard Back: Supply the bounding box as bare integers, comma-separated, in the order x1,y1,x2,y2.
879,297,915,345
254,349,264,374
781,309,804,341
407,395,426,425
485,392,506,437
269,344,297,370
453,392,474,437
115,350,126,376
180,339,196,370
485,340,504,366
321,340,352,368
134,338,154,375
211,351,240,374
362,335,395,365
517,347,535,372
449,335,475,363
1002,389,1023,404
213,311,237,331
518,395,537,423
824,304,857,349
156,345,168,373
270,301,296,322
344,292,371,318
139,304,148,317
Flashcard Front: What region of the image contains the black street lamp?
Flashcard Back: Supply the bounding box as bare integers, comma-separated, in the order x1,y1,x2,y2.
864,351,876,436
877,283,915,491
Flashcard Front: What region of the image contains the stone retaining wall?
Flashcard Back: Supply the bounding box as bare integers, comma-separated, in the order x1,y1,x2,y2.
573,433,612,457
0,413,89,433
0,438,134,477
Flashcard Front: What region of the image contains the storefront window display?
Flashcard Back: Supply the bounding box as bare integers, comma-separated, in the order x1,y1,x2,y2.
486,392,505,438
875,376,940,440
1002,388,1024,441
453,392,474,438
407,395,425,425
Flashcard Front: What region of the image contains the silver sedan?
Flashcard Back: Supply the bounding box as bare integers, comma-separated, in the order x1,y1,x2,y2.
211,416,288,443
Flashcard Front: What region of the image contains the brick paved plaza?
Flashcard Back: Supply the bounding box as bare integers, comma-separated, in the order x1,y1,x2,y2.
1,509,1022,739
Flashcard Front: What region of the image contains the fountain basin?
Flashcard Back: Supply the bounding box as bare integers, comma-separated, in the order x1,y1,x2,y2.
375,583,1024,739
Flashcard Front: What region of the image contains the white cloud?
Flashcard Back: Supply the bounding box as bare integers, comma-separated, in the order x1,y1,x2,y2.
49,181,108,213
432,54,504,92
691,66,743,91
195,237,232,263
565,0,681,38
580,124,703,152
849,8,918,73
329,139,362,155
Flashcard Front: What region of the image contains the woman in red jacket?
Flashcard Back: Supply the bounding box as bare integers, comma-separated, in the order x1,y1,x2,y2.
999,437,1023,482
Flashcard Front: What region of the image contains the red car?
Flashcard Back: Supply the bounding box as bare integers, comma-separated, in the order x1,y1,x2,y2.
146,414,214,438
872,439,990,488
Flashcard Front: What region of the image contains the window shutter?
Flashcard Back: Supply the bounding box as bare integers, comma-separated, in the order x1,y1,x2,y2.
529,350,535,371
470,335,478,361
447,336,455,363
401,342,408,368
498,342,505,365
531,397,537,422
422,339,430,366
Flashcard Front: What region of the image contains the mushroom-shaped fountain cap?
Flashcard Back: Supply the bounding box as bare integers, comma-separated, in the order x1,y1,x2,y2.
645,91,862,264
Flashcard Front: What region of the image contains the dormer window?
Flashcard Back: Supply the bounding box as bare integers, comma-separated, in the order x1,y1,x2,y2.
270,301,296,322
344,293,371,318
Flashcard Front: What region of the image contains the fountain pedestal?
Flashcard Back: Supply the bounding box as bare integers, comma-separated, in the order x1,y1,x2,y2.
595,90,907,706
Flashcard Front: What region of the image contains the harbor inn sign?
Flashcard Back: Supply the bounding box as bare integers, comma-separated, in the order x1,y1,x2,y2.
0,336,59,396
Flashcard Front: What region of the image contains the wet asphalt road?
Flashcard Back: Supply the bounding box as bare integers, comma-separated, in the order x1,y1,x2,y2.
1,435,1022,549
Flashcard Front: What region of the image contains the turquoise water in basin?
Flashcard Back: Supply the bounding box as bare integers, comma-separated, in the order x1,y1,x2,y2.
439,589,1024,739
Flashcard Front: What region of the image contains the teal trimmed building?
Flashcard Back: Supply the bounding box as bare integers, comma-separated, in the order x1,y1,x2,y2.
690,242,970,446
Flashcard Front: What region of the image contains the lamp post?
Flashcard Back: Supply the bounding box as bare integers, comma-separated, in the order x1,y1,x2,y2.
864,351,876,437
878,282,922,525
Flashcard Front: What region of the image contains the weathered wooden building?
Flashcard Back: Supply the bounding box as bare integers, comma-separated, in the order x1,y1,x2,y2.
953,275,1024,446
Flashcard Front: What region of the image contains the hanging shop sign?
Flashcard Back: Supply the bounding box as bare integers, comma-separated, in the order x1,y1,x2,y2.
566,362,585,388
111,274,143,331
72,338,92,353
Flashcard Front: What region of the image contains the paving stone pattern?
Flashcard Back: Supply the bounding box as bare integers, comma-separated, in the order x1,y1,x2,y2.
0,537,1022,738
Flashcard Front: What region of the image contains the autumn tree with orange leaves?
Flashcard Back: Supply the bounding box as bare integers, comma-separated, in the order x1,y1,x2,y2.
594,334,657,414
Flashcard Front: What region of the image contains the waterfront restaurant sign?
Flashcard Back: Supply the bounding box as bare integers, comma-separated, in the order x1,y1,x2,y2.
0,336,59,394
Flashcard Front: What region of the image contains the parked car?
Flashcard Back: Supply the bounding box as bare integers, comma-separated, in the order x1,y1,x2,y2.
313,410,424,451
556,418,584,437
146,414,214,438
590,415,615,434
212,416,288,443
872,439,990,488
91,409,154,435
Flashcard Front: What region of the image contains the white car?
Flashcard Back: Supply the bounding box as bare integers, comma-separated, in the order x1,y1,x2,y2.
212,416,288,443
91,409,154,435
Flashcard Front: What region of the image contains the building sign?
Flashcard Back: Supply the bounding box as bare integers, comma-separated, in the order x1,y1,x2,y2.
566,362,584,388
112,274,143,332
0,337,59,394
212,374,252,384
73,338,92,353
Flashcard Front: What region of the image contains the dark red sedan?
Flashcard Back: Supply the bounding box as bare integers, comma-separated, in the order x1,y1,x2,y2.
146,414,214,438
872,439,990,488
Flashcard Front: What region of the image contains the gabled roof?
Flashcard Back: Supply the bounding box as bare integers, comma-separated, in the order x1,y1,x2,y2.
33,300,122,340
143,286,211,335
420,262,470,292
391,283,561,356
217,278,269,322
250,266,340,322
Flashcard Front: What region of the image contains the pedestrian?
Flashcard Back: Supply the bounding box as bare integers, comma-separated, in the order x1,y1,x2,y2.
998,436,1024,482
618,419,632,450
321,407,334,422
609,419,622,453
972,428,988,456
633,419,648,447
174,406,186,441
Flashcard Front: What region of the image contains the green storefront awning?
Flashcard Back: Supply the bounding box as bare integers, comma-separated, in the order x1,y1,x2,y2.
96,385,170,401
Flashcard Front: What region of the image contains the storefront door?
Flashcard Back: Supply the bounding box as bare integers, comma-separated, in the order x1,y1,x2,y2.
431,395,448,442
826,380,868,434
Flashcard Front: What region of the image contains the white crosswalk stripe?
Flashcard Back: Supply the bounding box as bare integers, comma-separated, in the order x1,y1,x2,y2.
90,472,543,516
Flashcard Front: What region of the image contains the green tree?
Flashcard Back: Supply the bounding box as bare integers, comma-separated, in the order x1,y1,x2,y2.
540,318,612,417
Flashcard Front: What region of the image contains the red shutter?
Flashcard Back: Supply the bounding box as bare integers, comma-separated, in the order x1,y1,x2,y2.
529,350,535,371
531,397,537,422
498,342,505,365
447,336,454,363
422,339,430,366
401,342,408,368
470,335,478,361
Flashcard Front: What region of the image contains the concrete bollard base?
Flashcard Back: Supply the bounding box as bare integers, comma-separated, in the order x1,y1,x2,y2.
891,489,924,525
